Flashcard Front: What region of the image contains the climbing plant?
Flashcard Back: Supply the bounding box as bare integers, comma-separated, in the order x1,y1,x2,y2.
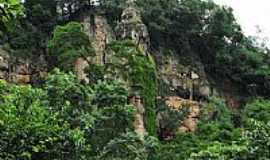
106,40,158,136
48,22,95,71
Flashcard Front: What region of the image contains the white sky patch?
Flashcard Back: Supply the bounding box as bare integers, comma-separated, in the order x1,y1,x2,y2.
214,0,270,46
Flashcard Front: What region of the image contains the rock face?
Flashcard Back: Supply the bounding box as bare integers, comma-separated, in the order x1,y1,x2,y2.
0,46,48,84
165,96,200,132
81,14,113,65
157,54,212,101
0,48,9,80
76,14,113,83
74,57,89,83
8,59,31,84
93,16,111,65
116,2,150,53
154,52,213,137
129,95,146,138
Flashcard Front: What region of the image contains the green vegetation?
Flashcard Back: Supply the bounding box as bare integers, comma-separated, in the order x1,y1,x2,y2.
241,99,270,159
0,0,269,159
107,40,158,136
151,97,245,159
24,0,57,33
0,70,139,159
0,0,24,32
99,0,128,28
243,98,270,123
99,132,159,160
135,0,270,97
244,120,270,159
48,22,94,70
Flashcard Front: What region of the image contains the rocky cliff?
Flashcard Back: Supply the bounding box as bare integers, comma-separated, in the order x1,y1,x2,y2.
0,46,47,84
0,0,244,139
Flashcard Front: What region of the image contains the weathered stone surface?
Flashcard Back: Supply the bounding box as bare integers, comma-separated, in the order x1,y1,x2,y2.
198,84,211,99
116,2,150,53
0,57,8,70
7,58,32,84
0,71,7,79
165,96,201,133
0,47,9,69
157,54,212,101
81,14,112,65
74,57,89,83
9,74,31,84
16,63,30,75
93,16,110,65
0,46,48,84
181,118,198,132
77,14,113,83
129,95,146,138
0,47,10,80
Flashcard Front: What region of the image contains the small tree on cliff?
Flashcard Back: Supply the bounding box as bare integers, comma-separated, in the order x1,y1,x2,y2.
48,22,95,71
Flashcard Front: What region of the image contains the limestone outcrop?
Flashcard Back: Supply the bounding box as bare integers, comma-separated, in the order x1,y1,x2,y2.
81,14,113,65
76,14,113,83
157,54,212,101
0,47,9,80
0,1,221,139
165,96,201,133
116,2,150,53
0,46,48,84
129,94,146,138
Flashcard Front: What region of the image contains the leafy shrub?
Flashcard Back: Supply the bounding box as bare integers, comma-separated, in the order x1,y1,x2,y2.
240,99,270,159
86,64,105,84
45,68,93,111
243,99,270,123
24,0,57,33
0,69,138,159
200,97,232,124
90,80,136,155
99,132,159,160
93,80,128,108
0,81,66,159
156,100,189,139
0,0,24,32
244,120,270,160
189,140,248,160
6,22,45,57
48,22,94,70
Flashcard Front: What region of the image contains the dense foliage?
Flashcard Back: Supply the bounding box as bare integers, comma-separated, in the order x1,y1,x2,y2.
0,0,269,159
243,98,270,123
0,70,139,159
0,0,24,32
48,22,94,70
